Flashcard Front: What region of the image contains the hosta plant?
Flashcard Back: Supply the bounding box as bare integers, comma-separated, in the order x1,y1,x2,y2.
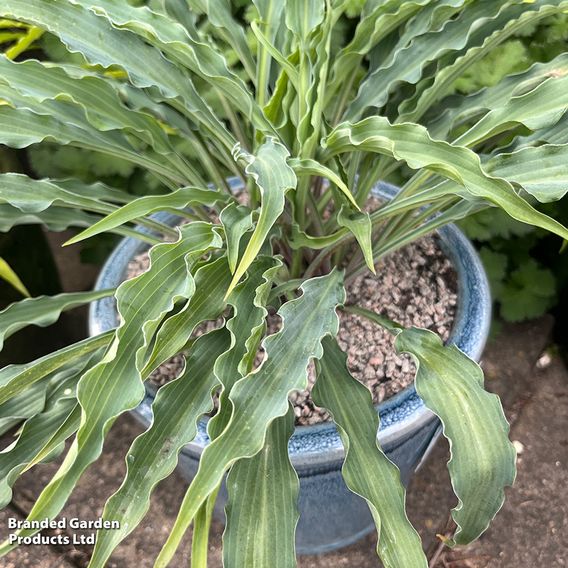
1,1,568,566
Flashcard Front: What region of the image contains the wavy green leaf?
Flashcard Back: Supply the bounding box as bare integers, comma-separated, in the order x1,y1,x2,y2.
400,0,568,123
0,351,102,507
516,111,568,147
156,270,345,566
21,405,82,474
313,336,426,568
0,53,202,181
396,0,468,45
224,407,298,568
324,117,568,240
394,328,516,546
0,173,119,215
326,0,430,106
142,256,232,375
0,380,48,436
0,289,114,352
0,174,170,240
89,329,230,567
0,102,179,182
347,0,504,119
456,72,568,147
0,55,176,156
65,187,228,245
72,0,269,133
227,138,296,297
427,53,568,140
0,332,112,407
0,391,76,507
0,224,222,554
0,0,234,150
486,144,568,203
207,256,282,443
220,202,254,274
163,0,200,40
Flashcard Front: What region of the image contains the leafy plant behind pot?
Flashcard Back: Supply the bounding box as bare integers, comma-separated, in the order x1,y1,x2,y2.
454,12,568,323
1,1,568,566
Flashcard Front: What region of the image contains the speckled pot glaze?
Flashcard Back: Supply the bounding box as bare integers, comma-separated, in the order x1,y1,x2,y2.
89,181,491,555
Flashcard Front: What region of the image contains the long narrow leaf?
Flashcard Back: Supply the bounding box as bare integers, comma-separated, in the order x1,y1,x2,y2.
324,117,568,240
0,0,235,150
0,55,176,157
400,0,568,123
347,0,504,119
156,270,345,566
0,289,114,352
224,408,298,568
0,224,222,553
395,328,516,546
72,0,269,133
0,332,112,406
89,329,231,567
65,187,228,245
227,138,296,297
142,256,233,375
313,336,426,568
485,144,568,203
0,204,159,244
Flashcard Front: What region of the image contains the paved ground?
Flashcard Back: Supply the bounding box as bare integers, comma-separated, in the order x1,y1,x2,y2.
0,316,566,567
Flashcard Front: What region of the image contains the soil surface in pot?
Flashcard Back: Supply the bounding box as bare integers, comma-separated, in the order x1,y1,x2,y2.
126,236,457,426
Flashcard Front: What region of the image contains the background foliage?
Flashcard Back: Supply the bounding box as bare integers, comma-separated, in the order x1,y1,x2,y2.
457,14,568,323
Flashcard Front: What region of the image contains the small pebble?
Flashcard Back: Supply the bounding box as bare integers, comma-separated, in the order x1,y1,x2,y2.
536,352,552,370
513,440,525,455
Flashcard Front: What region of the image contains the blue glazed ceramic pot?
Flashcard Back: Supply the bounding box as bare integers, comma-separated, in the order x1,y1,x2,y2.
89,181,491,554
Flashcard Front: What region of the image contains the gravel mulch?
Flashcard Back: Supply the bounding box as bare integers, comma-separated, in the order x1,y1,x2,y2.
126,235,457,425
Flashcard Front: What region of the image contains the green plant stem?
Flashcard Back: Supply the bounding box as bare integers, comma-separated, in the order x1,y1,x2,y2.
5,26,43,59
341,305,402,334
346,199,463,283
331,69,357,125
307,190,325,236
190,484,221,568
290,247,304,278
218,91,249,151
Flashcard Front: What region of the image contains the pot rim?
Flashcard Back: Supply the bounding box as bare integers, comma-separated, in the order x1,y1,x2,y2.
89,180,491,466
